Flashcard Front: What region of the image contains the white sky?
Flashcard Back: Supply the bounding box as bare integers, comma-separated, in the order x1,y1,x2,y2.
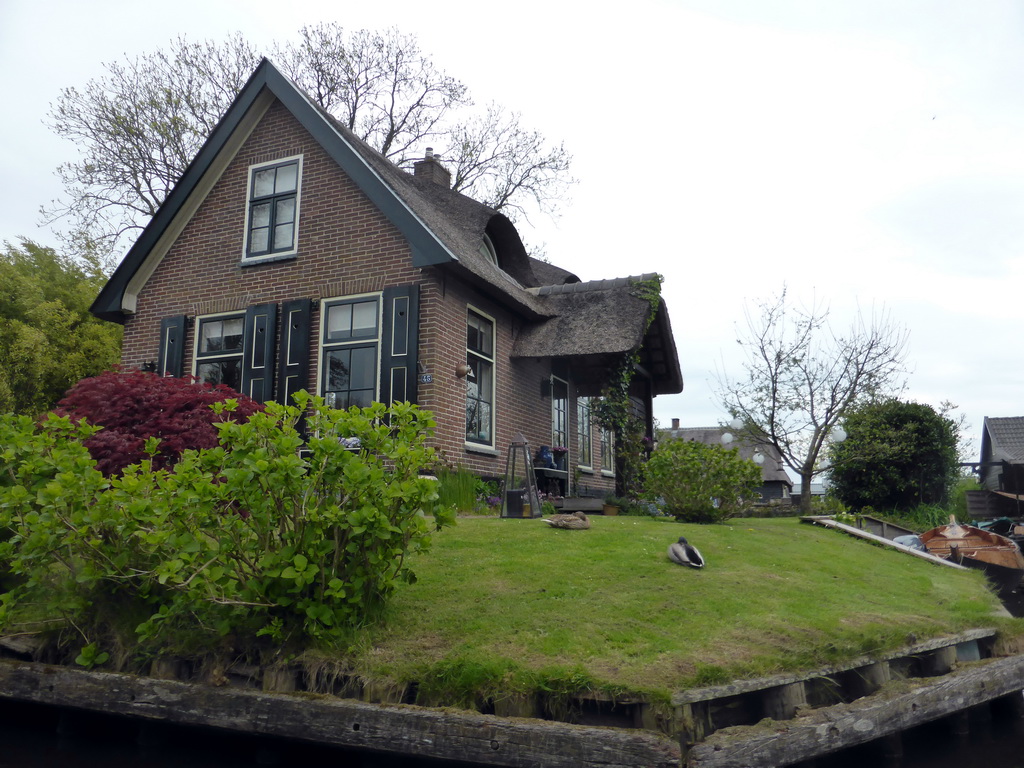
3,0,1024,461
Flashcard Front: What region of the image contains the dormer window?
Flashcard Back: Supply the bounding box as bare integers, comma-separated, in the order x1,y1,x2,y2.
244,156,302,260
478,233,498,267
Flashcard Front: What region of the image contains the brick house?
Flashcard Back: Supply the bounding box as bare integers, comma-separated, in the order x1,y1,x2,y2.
90,59,683,497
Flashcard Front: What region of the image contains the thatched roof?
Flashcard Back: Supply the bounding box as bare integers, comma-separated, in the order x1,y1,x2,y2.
528,258,580,287
513,275,683,396
306,97,553,319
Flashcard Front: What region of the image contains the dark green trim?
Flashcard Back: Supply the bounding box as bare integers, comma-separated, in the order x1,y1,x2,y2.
157,315,187,377
276,298,312,406
241,302,278,402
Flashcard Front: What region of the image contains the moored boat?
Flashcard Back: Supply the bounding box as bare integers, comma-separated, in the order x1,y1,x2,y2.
920,517,1024,595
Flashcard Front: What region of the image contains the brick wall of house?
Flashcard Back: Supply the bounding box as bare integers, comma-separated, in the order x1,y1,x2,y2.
117,97,615,497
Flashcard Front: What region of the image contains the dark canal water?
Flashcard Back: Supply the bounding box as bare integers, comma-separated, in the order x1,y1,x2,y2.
0,699,475,768
3,695,1024,767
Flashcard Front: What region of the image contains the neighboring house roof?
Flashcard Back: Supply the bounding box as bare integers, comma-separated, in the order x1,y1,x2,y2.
89,58,682,395
660,426,792,487
981,417,1024,465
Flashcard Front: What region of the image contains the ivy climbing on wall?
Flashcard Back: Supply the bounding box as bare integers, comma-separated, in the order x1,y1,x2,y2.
592,275,663,497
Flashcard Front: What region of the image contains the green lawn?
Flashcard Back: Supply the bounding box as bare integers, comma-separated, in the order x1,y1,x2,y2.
346,516,1013,702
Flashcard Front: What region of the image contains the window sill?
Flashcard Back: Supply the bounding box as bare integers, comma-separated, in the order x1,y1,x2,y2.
601,470,615,478
577,466,594,474
464,443,499,457
240,252,298,267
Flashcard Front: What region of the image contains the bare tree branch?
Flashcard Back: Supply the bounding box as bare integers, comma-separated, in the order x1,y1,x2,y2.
44,25,573,264
716,287,909,513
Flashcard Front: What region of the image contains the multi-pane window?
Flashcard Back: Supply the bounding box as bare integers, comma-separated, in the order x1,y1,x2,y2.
321,296,380,409
195,314,244,390
246,159,300,258
577,396,592,468
466,310,495,446
551,377,568,451
601,428,615,473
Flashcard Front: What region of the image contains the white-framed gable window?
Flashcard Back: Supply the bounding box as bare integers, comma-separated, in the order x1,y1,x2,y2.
465,307,495,447
478,234,498,267
193,312,245,389
244,155,302,260
319,294,381,409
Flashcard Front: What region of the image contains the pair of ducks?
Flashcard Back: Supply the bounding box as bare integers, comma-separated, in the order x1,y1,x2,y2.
541,512,705,568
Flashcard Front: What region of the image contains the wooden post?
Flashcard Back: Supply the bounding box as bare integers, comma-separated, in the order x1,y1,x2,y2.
493,693,538,719
262,667,298,693
362,679,408,704
679,701,712,746
921,646,957,676
849,661,891,699
762,681,807,721
149,657,184,681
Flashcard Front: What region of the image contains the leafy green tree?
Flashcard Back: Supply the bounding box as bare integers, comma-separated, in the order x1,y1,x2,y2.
45,27,574,261
646,440,762,523
827,399,960,512
0,240,121,415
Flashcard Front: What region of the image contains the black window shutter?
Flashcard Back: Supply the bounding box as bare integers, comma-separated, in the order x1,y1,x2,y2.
241,303,278,402
276,298,312,406
380,285,419,405
157,315,187,377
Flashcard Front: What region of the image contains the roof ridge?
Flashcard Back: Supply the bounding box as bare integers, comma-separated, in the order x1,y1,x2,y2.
528,273,660,296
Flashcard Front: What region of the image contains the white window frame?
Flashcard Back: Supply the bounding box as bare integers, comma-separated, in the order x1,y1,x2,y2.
600,427,615,476
317,293,383,410
242,154,303,263
192,311,246,390
465,305,497,449
577,396,593,471
551,375,569,453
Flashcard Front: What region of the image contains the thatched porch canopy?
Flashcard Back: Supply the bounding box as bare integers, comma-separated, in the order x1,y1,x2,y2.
513,276,683,397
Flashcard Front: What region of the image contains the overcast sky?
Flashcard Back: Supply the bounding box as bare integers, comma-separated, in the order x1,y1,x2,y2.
3,0,1023,461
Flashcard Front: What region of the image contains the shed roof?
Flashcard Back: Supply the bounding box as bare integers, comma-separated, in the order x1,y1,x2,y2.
982,417,1024,464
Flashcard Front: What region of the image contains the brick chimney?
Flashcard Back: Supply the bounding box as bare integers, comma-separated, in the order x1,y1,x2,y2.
413,147,452,188
671,418,680,429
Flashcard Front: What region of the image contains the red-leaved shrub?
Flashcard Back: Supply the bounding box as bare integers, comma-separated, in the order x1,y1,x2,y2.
55,369,264,476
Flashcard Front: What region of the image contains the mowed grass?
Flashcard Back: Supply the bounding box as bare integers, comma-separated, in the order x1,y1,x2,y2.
348,516,1011,701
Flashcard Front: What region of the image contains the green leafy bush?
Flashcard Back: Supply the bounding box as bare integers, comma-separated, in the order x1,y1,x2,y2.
0,395,452,662
645,440,762,523
828,399,960,512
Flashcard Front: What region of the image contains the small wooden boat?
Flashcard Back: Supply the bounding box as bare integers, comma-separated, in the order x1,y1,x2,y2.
920,517,1024,595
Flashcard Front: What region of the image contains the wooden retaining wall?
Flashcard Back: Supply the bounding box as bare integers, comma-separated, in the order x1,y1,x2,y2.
1,628,1020,767
0,658,680,768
